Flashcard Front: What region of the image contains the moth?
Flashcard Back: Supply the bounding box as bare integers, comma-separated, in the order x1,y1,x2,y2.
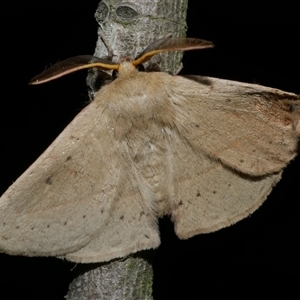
0,37,299,263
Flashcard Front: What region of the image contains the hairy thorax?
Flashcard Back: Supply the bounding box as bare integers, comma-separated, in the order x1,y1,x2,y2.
93,63,176,215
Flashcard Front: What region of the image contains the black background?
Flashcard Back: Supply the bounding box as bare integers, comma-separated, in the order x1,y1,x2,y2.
1,1,299,299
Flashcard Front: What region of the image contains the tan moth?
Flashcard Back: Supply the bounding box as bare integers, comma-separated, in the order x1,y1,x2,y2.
0,37,299,263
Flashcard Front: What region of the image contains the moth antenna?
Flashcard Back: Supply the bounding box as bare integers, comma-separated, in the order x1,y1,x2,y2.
132,37,214,66
29,55,119,85
29,37,213,85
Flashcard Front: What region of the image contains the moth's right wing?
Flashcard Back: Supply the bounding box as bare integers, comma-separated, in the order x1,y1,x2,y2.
168,126,282,237
162,74,300,238
169,75,300,176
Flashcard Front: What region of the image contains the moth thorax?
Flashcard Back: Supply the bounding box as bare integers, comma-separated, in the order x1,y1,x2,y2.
118,61,139,77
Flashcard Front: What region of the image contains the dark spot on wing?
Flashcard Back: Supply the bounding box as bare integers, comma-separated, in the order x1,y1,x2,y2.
213,191,217,194
82,215,86,219
282,116,293,126
139,211,145,221
66,156,72,161
144,234,149,239
46,177,52,185
286,103,294,112
70,135,80,141
197,191,201,197
120,215,124,221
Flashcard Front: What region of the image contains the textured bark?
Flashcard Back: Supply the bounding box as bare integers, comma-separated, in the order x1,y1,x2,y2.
66,255,154,300
87,0,188,97
66,0,188,299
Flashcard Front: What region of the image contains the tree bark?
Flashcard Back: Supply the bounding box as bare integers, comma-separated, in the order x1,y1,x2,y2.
87,0,188,97
67,255,154,300
66,0,188,299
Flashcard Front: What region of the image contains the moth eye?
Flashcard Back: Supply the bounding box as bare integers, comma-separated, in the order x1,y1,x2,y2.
136,64,145,72
112,70,119,79
95,1,109,23
116,5,138,20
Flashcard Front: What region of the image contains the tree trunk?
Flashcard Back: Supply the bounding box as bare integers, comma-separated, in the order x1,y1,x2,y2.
66,0,188,299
